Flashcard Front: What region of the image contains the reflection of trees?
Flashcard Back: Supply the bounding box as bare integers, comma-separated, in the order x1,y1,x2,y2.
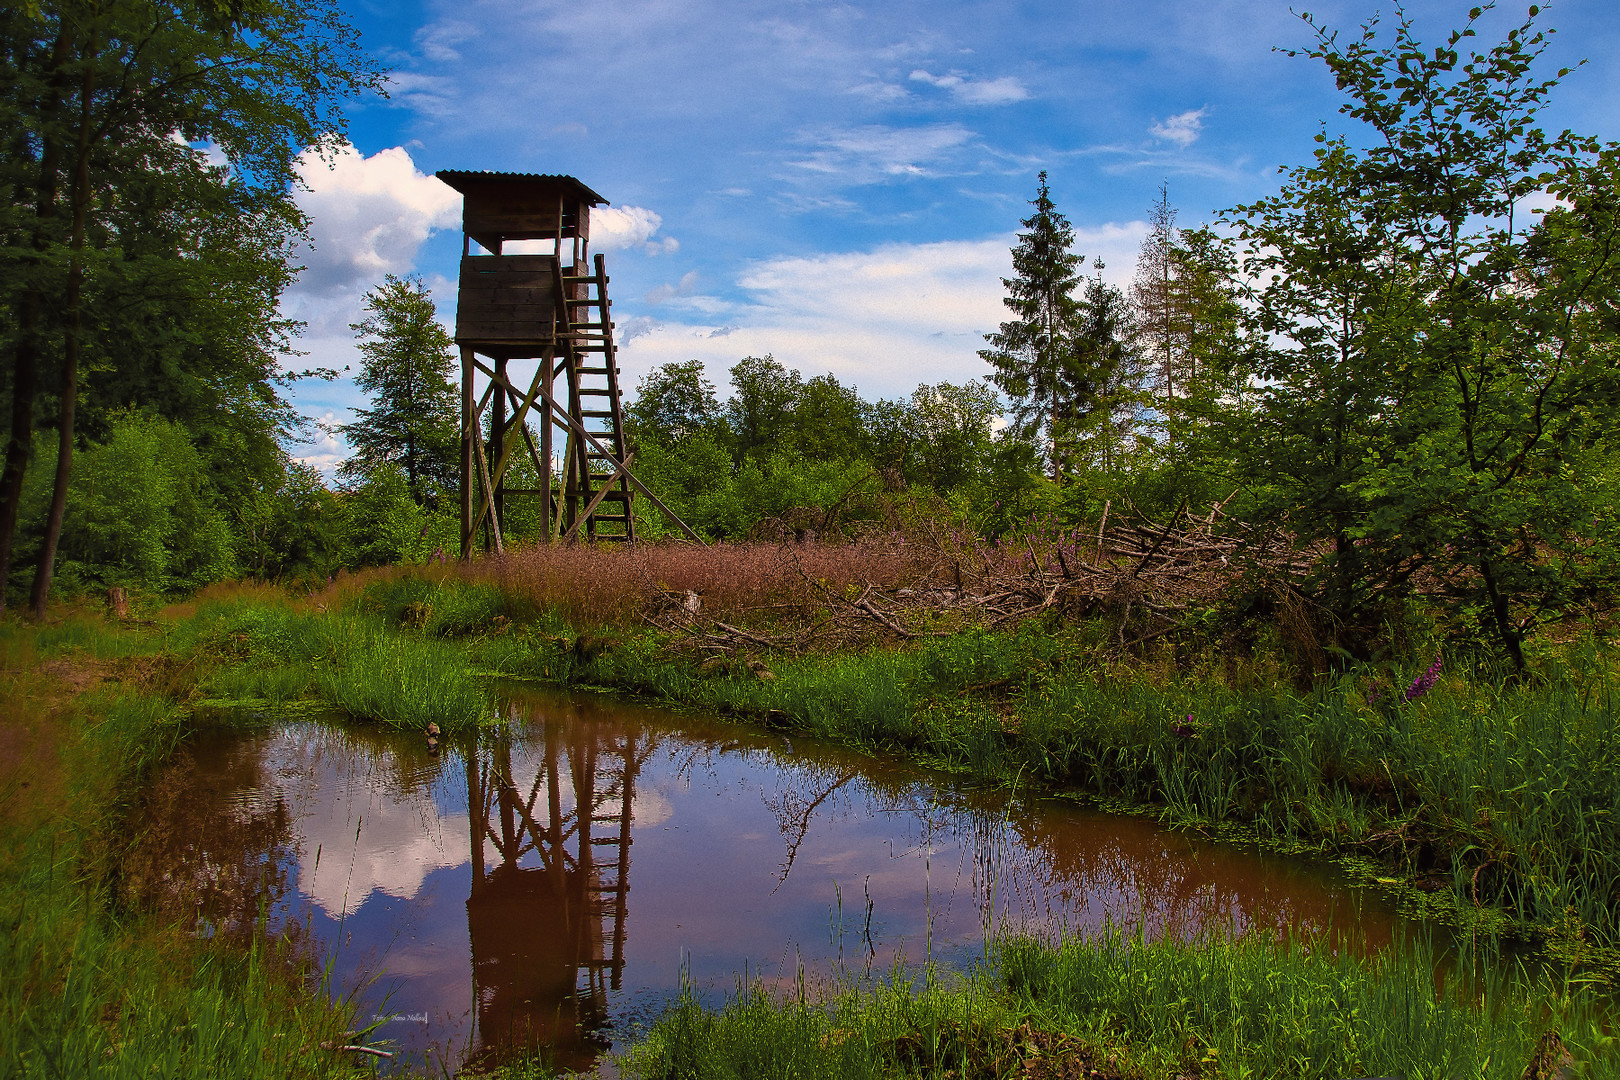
995,803,1350,942
763,766,859,885
462,704,657,1073
123,730,298,940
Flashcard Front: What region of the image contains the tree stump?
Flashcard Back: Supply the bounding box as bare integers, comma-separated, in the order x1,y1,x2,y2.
107,587,129,620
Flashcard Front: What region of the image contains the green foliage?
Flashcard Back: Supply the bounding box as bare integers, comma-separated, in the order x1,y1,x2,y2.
725,354,804,464
980,171,1097,477
0,0,385,606
628,359,723,444
1227,7,1620,666
342,463,458,567
15,412,236,596
339,274,460,508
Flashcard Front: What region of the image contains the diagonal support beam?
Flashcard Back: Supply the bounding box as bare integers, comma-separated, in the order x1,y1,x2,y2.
473,360,706,545
561,452,633,544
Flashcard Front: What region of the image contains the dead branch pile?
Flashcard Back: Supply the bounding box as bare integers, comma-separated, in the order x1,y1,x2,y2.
645,500,1322,657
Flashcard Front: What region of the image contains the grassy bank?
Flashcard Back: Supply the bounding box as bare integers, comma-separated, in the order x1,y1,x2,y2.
163,566,1620,957
7,569,1620,1078
625,928,1618,1079
0,614,372,1079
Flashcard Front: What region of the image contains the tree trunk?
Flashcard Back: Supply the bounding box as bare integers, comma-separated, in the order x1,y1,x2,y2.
30,43,95,617
0,29,71,614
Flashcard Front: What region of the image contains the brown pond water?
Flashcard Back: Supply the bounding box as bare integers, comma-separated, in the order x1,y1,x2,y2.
135,686,1418,1075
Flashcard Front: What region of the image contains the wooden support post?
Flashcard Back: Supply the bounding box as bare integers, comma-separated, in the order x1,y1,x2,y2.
561,453,633,544
540,360,554,539
492,355,508,538
460,346,474,560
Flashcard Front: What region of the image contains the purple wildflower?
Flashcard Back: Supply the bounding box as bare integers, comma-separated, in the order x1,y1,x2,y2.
1402,653,1443,703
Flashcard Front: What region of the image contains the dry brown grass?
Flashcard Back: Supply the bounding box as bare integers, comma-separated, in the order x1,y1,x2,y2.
446,506,1315,656
473,535,954,630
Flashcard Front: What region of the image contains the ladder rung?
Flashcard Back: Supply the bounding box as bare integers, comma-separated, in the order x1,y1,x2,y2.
581,409,617,418
578,367,618,375
577,388,612,396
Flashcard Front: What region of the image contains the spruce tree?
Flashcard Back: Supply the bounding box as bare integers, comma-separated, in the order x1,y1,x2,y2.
980,172,1092,479
340,275,460,508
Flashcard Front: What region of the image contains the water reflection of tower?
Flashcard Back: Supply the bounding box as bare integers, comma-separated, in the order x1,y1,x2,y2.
463,714,652,1068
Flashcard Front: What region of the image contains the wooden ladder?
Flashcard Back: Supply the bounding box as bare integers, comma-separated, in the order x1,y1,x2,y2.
554,253,636,543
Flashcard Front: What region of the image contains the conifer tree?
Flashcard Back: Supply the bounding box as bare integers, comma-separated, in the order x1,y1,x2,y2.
981,172,1093,479
340,275,460,508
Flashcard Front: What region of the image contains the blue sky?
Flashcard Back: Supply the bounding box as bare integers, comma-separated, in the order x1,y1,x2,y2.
281,0,1620,472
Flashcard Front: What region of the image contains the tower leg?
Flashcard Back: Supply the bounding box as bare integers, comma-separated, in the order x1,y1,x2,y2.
460,346,475,560
493,355,508,544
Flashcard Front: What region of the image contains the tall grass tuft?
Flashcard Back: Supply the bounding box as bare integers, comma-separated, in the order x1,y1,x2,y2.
312,621,489,730
625,929,1619,1080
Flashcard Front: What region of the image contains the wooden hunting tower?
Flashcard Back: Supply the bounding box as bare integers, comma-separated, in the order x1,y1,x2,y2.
438,170,699,555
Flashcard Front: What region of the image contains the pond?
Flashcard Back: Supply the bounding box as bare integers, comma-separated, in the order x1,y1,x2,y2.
133,686,1417,1075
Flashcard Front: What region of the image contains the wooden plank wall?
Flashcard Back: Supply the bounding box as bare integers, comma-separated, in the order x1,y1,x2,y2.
456,254,557,342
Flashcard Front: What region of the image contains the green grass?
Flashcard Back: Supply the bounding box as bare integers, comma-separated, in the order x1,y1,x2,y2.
180,596,495,732
312,621,489,730
624,928,1619,1080
530,621,1620,953
0,676,365,1079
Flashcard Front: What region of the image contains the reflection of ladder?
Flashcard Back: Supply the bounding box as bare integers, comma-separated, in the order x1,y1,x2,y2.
580,733,639,988
554,254,635,543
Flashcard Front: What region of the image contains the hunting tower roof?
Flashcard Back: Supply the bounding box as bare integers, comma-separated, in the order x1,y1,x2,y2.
435,171,609,206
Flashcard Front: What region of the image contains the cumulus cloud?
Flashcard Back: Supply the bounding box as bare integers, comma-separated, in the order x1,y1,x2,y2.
1150,107,1208,148
290,144,459,295
279,145,459,474
592,205,678,254
909,69,1030,106
616,225,1146,402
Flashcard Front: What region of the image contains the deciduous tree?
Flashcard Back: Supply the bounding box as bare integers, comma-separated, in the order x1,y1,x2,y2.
1229,3,1620,668
0,0,382,613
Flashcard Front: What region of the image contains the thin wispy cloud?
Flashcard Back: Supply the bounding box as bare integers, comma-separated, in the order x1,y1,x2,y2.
909,69,1031,106
785,123,978,185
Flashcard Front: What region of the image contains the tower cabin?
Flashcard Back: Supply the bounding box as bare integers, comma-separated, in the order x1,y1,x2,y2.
437,171,701,555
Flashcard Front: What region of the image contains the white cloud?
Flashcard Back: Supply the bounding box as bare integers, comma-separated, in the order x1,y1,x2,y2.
415,19,478,63
592,205,679,255
646,270,702,305
290,144,459,295
785,123,977,187
909,69,1030,106
280,145,459,474
1149,107,1208,148
616,225,1146,401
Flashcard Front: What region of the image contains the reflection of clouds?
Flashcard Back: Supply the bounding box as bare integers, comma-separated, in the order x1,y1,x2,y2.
633,787,674,827
305,810,470,918
235,725,473,919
